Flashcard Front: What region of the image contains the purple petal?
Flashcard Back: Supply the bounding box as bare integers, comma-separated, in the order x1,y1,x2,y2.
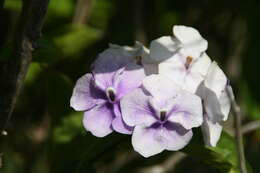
112,116,133,134
115,63,146,99
93,47,134,90
83,103,114,137
168,90,203,129
162,122,193,151
132,124,164,158
121,88,157,127
70,73,106,111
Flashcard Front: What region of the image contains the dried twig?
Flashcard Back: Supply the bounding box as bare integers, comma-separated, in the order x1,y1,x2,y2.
226,85,247,173
0,0,50,167
242,120,260,134
73,0,93,25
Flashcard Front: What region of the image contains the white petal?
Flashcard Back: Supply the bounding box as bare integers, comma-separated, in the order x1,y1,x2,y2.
201,116,223,147
149,36,179,62
142,74,181,100
168,90,203,129
173,25,208,54
190,53,212,76
204,62,227,98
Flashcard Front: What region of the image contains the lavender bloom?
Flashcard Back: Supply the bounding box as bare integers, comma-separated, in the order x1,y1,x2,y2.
121,75,203,157
70,46,146,137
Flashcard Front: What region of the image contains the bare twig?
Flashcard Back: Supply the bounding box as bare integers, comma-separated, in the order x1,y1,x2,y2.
73,0,93,25
138,152,187,173
242,120,260,134
0,0,50,167
226,85,247,173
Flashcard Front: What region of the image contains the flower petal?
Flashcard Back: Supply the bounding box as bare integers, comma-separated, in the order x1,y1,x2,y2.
70,73,106,111
115,63,146,99
204,62,227,98
190,53,212,76
173,25,208,54
149,36,180,62
121,88,157,127
201,116,223,147
142,74,181,100
163,122,193,151
93,47,134,90
112,115,133,134
83,103,114,137
168,91,203,129
132,124,164,157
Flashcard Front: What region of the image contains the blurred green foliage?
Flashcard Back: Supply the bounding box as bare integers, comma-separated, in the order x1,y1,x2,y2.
1,0,260,173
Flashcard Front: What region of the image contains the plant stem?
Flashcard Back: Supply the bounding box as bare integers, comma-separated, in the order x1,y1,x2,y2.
226,85,247,173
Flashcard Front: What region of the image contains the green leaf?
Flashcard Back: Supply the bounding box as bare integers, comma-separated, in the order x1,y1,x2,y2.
182,130,240,173
53,112,84,143
54,25,102,57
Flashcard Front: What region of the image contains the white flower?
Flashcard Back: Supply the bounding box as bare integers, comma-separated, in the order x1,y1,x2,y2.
149,25,208,62
158,52,211,93
196,62,232,146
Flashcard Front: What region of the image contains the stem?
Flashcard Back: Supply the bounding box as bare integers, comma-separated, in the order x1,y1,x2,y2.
226,85,247,173
0,0,50,168
242,120,260,134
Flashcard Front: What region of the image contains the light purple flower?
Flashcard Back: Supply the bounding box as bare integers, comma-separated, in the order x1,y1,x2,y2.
70,46,146,137
121,75,203,157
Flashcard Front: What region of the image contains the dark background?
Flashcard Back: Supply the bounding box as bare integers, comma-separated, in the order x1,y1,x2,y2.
0,0,259,172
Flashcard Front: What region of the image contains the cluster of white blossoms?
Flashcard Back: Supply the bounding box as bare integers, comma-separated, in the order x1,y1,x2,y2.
70,25,232,157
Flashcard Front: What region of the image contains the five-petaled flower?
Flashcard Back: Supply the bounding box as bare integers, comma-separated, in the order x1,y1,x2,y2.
121,75,203,157
70,45,145,137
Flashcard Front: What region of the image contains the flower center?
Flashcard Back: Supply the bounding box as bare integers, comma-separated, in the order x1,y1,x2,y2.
106,87,116,103
159,110,167,122
185,56,193,69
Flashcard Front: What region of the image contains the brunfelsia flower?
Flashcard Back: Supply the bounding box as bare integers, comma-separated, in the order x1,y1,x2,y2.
159,52,211,93
196,62,231,146
149,25,208,62
121,75,203,157
70,45,146,137
142,25,211,93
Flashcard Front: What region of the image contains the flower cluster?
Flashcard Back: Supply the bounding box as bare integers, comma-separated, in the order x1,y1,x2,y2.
70,25,232,157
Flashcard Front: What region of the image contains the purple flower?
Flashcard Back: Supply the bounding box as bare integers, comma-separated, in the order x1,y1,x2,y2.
121,75,203,157
70,46,146,137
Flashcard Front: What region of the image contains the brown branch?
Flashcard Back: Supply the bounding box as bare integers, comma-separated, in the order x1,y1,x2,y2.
242,120,260,134
226,85,247,173
0,0,50,140
73,0,93,25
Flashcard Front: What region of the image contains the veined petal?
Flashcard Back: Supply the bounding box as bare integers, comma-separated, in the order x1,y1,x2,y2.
70,73,106,111
121,88,157,127
201,116,223,147
132,124,164,158
115,63,146,99
149,36,180,62
168,90,203,129
83,103,114,137
163,122,193,151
